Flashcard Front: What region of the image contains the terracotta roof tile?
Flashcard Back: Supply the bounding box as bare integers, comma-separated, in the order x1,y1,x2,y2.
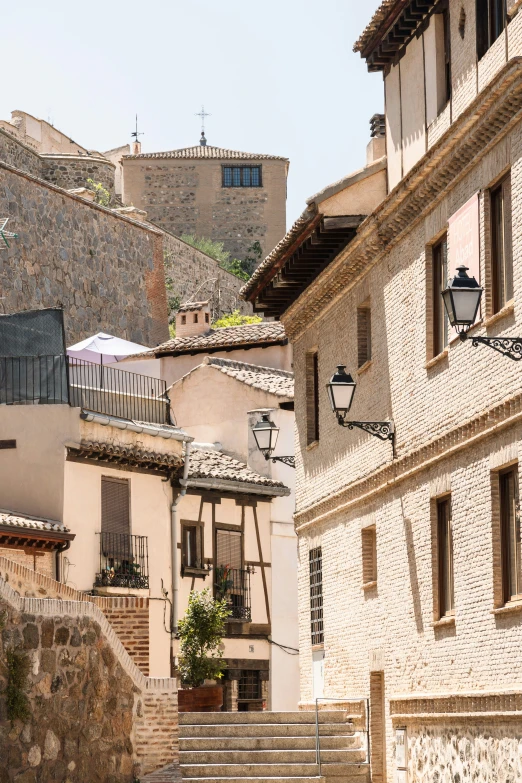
187,449,286,488
123,145,288,162
206,357,293,398
153,322,287,356
0,509,69,534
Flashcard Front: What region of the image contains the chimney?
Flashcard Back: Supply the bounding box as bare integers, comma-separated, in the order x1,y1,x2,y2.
176,301,212,338
366,113,386,165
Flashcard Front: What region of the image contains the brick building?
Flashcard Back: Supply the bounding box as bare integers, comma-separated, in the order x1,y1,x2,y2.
243,1,522,781
121,136,289,264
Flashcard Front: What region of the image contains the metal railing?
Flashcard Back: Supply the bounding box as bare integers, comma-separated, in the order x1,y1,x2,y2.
95,532,149,590
0,355,170,424
314,696,370,776
214,566,253,621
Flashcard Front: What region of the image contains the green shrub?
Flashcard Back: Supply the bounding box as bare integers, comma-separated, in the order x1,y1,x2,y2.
177,589,230,688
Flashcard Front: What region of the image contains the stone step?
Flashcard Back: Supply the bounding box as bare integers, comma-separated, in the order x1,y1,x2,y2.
178,778,326,783
180,750,366,765
179,711,348,726
180,723,353,739
179,736,361,751
180,763,368,778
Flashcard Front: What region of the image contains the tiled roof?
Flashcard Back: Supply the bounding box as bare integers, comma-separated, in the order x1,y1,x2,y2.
353,0,400,52
0,509,69,534
123,145,288,162
153,322,287,356
206,357,293,398
186,449,286,489
178,301,209,312
69,442,183,472
240,209,318,300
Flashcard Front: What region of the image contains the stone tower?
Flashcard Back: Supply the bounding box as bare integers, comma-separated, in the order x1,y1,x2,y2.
120,135,288,264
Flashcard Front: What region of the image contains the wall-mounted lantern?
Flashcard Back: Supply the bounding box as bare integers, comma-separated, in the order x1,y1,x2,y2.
252,413,295,468
326,365,395,445
442,265,522,360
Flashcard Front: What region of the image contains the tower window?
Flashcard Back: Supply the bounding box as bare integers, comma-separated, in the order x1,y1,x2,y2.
223,166,262,188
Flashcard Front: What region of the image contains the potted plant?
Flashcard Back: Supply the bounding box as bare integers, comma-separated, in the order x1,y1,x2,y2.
177,588,230,712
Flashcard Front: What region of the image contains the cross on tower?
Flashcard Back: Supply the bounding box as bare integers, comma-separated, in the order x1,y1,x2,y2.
195,105,211,134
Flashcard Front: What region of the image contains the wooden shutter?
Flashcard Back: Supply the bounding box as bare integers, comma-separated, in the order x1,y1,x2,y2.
306,351,320,445
216,529,242,568
476,0,489,59
101,477,130,535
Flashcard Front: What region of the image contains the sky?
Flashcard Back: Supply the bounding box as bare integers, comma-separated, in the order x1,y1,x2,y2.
1,0,383,228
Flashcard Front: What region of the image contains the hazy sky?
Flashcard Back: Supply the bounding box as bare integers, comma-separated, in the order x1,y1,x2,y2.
2,0,383,228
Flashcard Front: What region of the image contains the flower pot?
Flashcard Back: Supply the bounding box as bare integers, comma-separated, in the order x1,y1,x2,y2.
178,684,223,712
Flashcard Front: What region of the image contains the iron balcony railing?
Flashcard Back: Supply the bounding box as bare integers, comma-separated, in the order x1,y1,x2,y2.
0,355,170,424
214,565,253,621
95,532,149,590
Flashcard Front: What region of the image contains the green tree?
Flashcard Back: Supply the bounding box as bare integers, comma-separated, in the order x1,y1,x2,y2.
242,241,263,277
180,234,252,281
177,589,230,688
213,310,262,329
86,178,111,207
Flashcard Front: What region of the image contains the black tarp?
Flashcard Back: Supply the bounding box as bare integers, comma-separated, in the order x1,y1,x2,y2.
0,308,68,404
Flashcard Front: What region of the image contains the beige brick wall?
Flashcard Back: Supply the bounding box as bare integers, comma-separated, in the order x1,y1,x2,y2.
289,81,522,783
0,547,54,577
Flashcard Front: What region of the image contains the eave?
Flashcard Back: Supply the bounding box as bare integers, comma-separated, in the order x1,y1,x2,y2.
66,443,182,477
249,215,365,318
0,525,75,551
277,59,522,342
357,0,437,73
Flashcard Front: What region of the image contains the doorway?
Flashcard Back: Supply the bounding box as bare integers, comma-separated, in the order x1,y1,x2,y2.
369,671,386,783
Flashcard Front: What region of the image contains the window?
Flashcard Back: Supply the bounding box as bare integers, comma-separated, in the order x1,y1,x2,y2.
500,466,521,603
437,497,454,617
306,350,319,445
222,166,262,188
181,522,204,573
238,670,261,703
215,528,242,569
101,477,130,535
194,313,199,324
477,0,506,60
362,526,377,586
357,302,372,368
491,174,513,313
432,235,448,357
309,547,324,645
205,312,210,324
181,314,186,325
442,7,451,104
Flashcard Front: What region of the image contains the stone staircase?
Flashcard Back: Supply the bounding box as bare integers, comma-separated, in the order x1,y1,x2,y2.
179,711,370,783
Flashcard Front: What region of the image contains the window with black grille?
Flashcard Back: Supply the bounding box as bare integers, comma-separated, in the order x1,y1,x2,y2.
222,166,262,188
238,670,261,701
309,547,324,645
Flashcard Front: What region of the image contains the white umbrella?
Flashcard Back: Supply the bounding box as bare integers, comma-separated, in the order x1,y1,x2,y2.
67,332,150,365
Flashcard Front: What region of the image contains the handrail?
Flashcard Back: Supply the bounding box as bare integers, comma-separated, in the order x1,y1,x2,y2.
314,696,370,777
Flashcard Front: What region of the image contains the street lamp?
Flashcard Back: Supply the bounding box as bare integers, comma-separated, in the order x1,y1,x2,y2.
252,413,295,468
326,365,394,445
442,265,522,360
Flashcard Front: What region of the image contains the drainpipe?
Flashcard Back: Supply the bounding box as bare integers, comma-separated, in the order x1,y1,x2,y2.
171,440,191,637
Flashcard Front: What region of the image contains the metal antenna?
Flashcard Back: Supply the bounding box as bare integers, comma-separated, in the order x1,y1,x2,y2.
131,114,144,142
195,106,211,134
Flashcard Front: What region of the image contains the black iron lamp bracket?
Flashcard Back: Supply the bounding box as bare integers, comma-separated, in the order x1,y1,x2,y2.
460,331,522,361
262,453,295,468
337,416,395,443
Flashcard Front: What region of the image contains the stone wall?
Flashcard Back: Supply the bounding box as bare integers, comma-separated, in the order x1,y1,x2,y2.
122,156,288,262
0,161,169,346
0,556,151,675
41,155,115,198
0,576,178,782
162,232,251,317
0,128,42,177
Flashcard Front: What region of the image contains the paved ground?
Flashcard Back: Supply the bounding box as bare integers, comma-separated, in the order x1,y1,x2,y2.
141,763,182,782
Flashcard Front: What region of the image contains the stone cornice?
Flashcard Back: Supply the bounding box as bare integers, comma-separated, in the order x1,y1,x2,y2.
282,59,522,343
295,388,522,532
390,690,522,722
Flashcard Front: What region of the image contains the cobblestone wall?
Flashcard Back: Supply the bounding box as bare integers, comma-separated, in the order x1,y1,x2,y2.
162,232,251,317
41,155,115,198
0,162,169,346
0,129,42,177
0,576,178,782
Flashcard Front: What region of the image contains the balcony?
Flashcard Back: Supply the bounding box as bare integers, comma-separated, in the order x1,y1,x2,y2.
0,355,169,424
95,532,149,590
214,566,253,622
